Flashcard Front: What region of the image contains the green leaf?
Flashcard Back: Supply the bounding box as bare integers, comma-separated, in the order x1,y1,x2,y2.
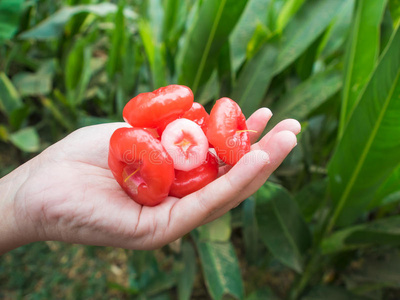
9,105,29,130
275,0,347,74
242,196,260,264
217,42,233,96
295,178,328,222
0,72,22,116
138,19,167,89
177,241,197,300
381,8,395,54
9,127,40,153
194,235,244,300
0,0,25,43
230,0,272,71
106,2,126,80
147,0,164,43
19,3,137,40
13,60,56,97
177,0,248,94
245,22,271,60
328,25,400,228
389,0,400,26
338,0,387,139
120,37,141,97
196,71,219,106
318,0,355,58
162,0,187,51
322,215,400,254
276,0,305,33
266,0,286,34
270,67,342,128
41,98,74,131
255,182,312,273
128,250,176,296
142,272,177,297
370,165,400,208
162,0,181,41
233,0,345,117
65,38,93,107
295,33,323,80
198,212,231,242
232,43,278,118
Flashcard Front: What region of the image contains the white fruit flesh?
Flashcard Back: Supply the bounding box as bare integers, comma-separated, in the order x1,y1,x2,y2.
161,119,208,171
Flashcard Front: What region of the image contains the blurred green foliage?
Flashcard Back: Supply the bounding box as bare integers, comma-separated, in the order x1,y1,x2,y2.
1,0,400,299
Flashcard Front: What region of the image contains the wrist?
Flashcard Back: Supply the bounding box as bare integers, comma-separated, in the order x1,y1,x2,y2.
0,163,35,254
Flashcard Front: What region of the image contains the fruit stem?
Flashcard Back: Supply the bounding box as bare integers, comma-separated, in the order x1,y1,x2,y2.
236,130,258,133
124,167,140,183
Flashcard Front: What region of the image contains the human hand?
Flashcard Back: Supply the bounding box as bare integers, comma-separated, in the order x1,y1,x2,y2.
0,108,300,253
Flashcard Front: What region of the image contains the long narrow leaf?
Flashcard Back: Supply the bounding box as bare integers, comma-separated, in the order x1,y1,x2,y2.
233,0,345,117
177,0,248,94
369,165,400,209
318,0,355,58
107,3,126,79
138,19,167,89
232,43,278,117
328,25,400,228
270,67,342,127
276,0,305,33
322,215,400,254
338,0,387,139
65,39,92,107
147,0,164,43
275,0,347,74
230,0,271,72
389,0,400,26
19,3,136,40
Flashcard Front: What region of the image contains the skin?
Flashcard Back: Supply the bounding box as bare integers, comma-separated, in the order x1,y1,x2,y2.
0,107,300,255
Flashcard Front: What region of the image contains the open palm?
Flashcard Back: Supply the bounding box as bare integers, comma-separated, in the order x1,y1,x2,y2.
14,108,300,250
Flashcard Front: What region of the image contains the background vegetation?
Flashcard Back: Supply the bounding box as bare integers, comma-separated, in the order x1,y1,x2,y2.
1,0,400,299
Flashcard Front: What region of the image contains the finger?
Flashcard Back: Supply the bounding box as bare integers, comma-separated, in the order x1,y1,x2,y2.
218,118,300,177
252,118,300,151
201,130,297,225
246,107,273,144
236,130,297,200
165,150,270,240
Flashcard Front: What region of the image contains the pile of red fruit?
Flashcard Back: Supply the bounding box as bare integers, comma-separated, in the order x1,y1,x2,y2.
108,85,253,206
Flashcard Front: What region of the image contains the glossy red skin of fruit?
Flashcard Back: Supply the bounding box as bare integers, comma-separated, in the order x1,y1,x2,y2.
169,152,219,198
123,85,193,132
108,127,174,206
182,102,210,135
182,102,213,148
207,97,250,165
